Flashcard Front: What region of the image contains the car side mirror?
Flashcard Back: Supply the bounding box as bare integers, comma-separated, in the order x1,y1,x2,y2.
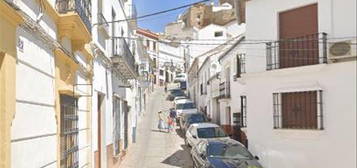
192,135,197,139
254,156,260,160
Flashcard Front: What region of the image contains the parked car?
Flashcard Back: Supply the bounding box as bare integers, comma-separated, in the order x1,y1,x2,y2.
179,81,187,90
185,123,229,147
174,73,187,83
173,96,188,104
175,101,197,117
167,89,185,101
191,139,263,168
180,113,208,133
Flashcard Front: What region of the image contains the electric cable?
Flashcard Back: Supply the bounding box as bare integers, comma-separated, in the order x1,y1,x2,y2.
93,0,210,25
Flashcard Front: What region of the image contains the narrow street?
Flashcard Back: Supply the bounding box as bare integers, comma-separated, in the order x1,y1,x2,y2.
119,86,193,168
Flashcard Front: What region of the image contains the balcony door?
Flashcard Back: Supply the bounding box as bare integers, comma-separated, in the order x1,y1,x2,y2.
279,4,318,68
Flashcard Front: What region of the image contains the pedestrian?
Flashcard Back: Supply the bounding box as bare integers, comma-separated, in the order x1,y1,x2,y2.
167,116,173,132
158,111,165,132
169,108,177,125
164,83,167,93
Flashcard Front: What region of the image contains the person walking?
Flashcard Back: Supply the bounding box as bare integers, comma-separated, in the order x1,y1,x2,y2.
164,82,168,93
158,111,165,132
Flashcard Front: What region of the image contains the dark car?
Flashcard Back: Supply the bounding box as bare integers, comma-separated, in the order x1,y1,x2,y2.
180,113,208,132
191,139,263,168
167,89,185,101
180,81,187,90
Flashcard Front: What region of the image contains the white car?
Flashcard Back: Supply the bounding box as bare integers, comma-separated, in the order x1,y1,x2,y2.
185,123,230,148
175,101,197,117
174,74,187,83
173,96,188,103
174,97,190,106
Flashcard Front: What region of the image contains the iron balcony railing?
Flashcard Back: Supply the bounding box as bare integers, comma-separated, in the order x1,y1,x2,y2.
266,33,327,70
112,38,138,78
56,0,92,32
219,82,230,99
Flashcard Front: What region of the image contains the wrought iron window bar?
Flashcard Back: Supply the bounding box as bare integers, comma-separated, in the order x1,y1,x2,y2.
240,96,247,128
266,33,327,70
273,90,324,130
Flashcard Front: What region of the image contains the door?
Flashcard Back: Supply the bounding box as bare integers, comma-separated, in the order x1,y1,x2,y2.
279,4,318,68
123,101,129,149
96,94,104,168
216,99,220,125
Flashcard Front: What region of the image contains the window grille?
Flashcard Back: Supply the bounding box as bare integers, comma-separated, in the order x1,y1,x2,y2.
273,90,323,129
240,96,247,128
60,95,79,168
236,53,246,78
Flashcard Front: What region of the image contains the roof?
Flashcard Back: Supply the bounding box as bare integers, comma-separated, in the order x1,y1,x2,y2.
191,122,220,129
218,35,245,62
136,28,159,40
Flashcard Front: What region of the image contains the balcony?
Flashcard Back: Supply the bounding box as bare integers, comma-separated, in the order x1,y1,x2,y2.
219,82,230,99
111,38,138,79
97,12,110,38
266,33,327,70
56,0,92,46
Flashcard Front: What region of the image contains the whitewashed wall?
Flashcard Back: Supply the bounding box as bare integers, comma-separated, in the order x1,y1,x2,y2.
12,23,57,168
245,0,357,167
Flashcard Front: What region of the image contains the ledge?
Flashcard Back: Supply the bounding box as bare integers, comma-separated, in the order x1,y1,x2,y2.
0,1,24,26
58,12,92,49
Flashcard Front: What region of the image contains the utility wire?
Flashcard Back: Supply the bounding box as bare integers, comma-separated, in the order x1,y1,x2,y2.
93,0,210,25
112,36,357,46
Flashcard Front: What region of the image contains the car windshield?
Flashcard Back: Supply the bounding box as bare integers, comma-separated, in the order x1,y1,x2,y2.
187,114,206,124
171,90,184,96
176,103,196,109
197,127,227,138
207,144,253,160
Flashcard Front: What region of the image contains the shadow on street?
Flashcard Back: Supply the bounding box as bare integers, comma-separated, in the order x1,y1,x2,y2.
175,128,185,138
161,144,193,168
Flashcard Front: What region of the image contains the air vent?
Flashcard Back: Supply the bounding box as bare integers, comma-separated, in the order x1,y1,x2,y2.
329,40,356,61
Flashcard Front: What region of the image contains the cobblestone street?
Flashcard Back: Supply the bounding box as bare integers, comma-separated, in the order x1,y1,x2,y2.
119,86,193,168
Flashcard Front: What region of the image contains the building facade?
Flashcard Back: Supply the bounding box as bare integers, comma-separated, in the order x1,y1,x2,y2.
244,0,356,167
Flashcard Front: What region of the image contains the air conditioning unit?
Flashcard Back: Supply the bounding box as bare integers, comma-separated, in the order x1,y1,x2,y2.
329,39,357,61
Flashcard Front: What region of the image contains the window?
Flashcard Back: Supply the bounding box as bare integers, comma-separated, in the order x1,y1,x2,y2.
153,41,156,51
236,53,246,78
200,83,203,95
240,96,247,128
273,90,323,129
266,4,325,70
60,95,79,168
197,127,227,138
146,40,150,48
197,14,201,19
159,69,164,75
214,31,223,37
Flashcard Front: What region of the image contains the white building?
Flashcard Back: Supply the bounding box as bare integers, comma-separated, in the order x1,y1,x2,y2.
244,0,357,168
91,0,141,167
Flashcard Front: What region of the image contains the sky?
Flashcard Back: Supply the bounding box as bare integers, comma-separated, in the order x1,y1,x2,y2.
134,0,218,33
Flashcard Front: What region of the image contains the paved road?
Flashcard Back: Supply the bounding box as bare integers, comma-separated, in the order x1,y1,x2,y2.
119,86,193,168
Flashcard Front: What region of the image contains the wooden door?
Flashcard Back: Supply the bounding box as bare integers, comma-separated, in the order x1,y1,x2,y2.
279,4,319,68
95,94,103,168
